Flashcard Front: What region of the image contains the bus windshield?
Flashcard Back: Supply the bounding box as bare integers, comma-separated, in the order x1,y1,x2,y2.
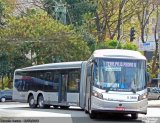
93,58,146,92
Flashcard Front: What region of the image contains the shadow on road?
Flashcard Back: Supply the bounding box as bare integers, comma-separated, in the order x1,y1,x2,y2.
1,104,143,123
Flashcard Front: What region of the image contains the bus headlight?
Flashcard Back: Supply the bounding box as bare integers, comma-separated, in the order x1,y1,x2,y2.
92,91,103,99
138,93,147,101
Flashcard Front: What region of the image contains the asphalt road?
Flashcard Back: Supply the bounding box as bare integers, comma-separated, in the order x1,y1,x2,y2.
0,102,160,123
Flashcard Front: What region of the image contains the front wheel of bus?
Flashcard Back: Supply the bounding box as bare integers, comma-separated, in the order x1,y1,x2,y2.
88,98,95,119
85,109,88,114
28,95,37,108
89,111,96,119
131,113,138,119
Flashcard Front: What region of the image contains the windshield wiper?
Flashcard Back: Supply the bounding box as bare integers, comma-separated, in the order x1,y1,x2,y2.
131,88,136,93
105,83,117,92
106,87,110,92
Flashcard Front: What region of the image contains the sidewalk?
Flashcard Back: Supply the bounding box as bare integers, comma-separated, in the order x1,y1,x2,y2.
148,100,160,107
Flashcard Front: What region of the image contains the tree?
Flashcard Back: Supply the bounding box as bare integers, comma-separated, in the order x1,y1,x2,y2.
0,40,14,89
33,0,96,25
0,0,5,25
132,0,155,43
1,9,91,64
97,39,137,50
0,8,91,89
146,4,160,80
86,0,137,43
0,0,17,89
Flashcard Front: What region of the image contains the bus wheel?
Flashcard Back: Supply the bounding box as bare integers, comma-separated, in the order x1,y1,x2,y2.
85,109,88,114
44,105,50,109
60,106,69,109
28,95,37,108
131,113,138,119
89,111,96,119
1,97,6,102
53,105,59,109
38,95,45,108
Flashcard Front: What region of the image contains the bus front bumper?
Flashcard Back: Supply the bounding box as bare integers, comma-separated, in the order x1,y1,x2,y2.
91,96,147,114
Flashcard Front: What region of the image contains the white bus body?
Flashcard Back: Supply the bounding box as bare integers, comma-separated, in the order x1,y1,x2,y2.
13,61,87,109
84,49,148,119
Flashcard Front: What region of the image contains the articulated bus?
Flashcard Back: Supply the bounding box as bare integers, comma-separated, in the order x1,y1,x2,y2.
13,49,148,119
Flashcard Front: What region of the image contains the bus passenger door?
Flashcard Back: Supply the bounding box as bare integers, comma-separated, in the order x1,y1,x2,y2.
59,74,68,103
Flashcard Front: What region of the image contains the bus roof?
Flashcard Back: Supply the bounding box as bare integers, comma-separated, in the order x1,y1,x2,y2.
16,61,86,71
91,49,146,60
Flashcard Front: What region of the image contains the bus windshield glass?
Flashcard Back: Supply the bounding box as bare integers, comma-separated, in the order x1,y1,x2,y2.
93,58,146,92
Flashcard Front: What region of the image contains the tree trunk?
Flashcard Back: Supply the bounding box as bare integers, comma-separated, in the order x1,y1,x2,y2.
95,12,102,43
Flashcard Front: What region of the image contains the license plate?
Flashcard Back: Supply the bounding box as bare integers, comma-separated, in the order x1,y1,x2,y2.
115,107,125,111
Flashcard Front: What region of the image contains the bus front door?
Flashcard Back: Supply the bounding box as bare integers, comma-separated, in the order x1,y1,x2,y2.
59,74,68,103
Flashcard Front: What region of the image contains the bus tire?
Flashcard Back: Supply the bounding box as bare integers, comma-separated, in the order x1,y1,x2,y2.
85,109,88,114
88,99,96,119
60,106,69,109
28,95,37,108
44,105,50,109
131,113,138,119
38,95,45,108
89,111,96,119
53,105,59,109
1,97,6,102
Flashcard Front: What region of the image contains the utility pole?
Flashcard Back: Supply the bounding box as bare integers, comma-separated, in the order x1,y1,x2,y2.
55,1,67,24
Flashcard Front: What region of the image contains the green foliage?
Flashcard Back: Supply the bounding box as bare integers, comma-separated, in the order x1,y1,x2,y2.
122,42,138,50
97,40,138,50
0,76,12,90
0,8,91,89
147,62,157,79
97,40,121,49
0,0,5,25
0,41,13,74
1,9,91,64
105,40,122,49
147,55,159,79
42,0,96,25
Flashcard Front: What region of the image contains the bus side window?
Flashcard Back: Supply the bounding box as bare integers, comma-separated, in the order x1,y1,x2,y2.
53,73,60,92
45,72,53,82
86,64,92,93
68,70,80,92
45,72,53,92
88,63,95,85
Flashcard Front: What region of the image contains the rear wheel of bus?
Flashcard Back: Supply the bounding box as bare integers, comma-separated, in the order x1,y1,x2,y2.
53,105,59,109
1,97,6,102
60,106,70,109
38,95,50,108
28,95,37,108
131,113,138,119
